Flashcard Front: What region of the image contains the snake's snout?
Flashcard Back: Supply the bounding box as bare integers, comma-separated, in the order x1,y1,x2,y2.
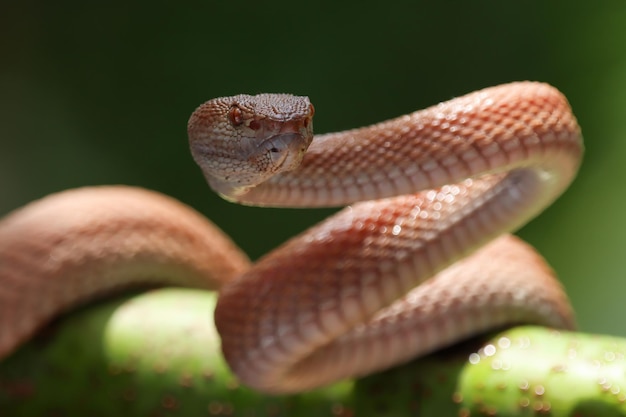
261,131,312,172
258,112,314,170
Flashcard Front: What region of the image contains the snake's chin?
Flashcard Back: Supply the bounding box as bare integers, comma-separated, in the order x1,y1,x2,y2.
204,175,250,202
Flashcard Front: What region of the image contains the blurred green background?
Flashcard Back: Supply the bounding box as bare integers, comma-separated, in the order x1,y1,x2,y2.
1,2,624,336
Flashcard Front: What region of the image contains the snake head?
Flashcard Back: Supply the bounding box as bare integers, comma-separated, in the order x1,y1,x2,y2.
188,93,315,201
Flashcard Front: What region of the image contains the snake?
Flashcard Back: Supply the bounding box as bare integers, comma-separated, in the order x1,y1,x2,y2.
0,82,583,394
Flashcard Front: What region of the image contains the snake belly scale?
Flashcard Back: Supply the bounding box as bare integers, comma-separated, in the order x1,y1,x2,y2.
0,82,583,394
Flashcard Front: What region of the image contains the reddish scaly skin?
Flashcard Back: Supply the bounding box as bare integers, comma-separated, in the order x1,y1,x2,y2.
1,82,583,395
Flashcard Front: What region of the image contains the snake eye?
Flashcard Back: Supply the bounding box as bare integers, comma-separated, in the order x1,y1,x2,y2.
228,105,244,127
308,103,315,117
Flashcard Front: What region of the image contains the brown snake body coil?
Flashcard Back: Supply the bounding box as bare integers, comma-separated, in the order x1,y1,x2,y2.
0,82,583,393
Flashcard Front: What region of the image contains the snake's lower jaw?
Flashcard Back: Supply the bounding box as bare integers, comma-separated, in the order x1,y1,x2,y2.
204,176,242,202
204,133,312,202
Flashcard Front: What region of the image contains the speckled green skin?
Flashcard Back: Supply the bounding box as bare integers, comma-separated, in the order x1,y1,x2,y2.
1,289,625,417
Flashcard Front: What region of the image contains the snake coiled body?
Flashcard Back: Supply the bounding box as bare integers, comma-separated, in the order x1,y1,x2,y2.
0,82,583,394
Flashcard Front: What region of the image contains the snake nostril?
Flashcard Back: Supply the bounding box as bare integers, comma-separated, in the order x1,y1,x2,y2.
249,120,261,131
